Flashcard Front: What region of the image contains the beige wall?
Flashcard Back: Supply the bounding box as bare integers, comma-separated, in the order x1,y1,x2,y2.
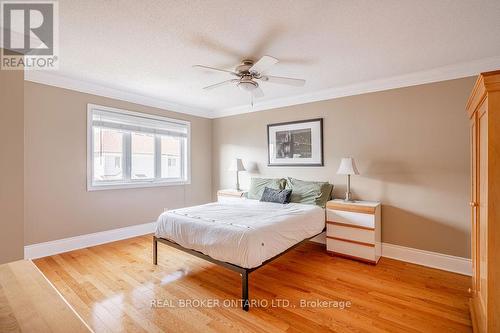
23,77,474,258
24,82,212,245
212,77,474,258
0,58,24,263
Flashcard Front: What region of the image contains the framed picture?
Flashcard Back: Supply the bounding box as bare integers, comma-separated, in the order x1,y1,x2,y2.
267,118,324,166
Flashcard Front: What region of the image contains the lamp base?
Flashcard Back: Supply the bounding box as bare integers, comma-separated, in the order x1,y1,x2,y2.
235,171,240,191
344,192,354,202
343,174,355,202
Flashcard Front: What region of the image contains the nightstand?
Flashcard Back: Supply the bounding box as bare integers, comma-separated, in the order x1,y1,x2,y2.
217,189,247,203
326,199,381,264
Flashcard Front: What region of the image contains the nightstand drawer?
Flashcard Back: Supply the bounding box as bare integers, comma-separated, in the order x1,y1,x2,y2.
327,223,375,244
327,238,376,262
327,209,375,228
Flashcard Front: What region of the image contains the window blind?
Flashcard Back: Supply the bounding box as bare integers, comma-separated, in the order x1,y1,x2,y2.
92,109,188,137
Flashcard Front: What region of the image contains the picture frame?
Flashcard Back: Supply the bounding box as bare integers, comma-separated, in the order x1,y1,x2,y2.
267,118,324,167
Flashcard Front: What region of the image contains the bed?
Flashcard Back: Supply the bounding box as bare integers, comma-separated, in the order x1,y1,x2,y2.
153,198,325,310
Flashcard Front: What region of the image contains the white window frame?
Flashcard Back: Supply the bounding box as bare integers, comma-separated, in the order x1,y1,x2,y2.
87,104,191,191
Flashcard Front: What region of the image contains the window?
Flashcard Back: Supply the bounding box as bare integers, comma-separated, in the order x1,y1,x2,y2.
93,127,124,181
161,135,182,178
87,104,190,190
131,132,155,180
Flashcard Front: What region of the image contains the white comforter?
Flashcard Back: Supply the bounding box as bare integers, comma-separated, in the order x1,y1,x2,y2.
155,199,325,268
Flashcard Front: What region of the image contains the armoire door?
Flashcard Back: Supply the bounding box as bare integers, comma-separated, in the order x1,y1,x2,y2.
476,102,488,330
470,111,478,294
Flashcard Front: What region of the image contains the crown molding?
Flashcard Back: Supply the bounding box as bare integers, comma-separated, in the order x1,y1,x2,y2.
213,56,500,118
24,70,214,118
24,56,500,119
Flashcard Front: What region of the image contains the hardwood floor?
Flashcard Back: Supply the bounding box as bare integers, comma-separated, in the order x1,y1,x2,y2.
33,235,472,333
0,260,91,333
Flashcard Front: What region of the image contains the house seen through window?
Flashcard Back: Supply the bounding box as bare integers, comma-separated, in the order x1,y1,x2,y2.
88,105,190,190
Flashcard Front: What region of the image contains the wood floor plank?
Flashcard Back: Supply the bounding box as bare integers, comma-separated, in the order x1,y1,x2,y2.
0,260,91,333
33,236,472,333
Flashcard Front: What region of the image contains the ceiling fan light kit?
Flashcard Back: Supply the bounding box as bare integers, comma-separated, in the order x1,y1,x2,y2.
238,80,257,92
194,55,306,105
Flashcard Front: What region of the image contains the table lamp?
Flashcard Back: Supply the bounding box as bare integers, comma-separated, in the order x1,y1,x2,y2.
336,157,359,202
228,158,246,191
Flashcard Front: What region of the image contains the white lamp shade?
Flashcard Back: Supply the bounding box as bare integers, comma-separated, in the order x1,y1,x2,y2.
228,158,246,172
336,157,359,175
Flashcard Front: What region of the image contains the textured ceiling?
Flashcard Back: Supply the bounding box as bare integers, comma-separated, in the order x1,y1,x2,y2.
32,0,500,116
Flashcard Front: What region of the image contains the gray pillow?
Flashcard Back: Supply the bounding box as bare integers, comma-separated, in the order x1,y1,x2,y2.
248,177,286,200
260,187,292,204
285,177,333,208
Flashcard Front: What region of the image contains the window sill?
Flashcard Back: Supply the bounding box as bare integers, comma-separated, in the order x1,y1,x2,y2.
87,180,190,191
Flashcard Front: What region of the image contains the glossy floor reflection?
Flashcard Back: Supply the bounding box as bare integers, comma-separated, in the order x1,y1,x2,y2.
34,235,472,333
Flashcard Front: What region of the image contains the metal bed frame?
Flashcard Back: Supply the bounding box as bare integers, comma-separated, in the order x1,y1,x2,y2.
153,230,324,311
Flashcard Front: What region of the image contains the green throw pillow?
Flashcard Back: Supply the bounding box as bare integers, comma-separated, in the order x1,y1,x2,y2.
248,177,286,200
285,177,333,208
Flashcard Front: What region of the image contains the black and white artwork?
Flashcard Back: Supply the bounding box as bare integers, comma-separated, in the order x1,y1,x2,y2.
267,118,323,166
275,128,312,158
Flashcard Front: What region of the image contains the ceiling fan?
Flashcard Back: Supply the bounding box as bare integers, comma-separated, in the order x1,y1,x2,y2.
193,55,305,102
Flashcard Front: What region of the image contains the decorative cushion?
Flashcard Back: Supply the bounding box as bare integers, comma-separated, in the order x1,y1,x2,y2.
284,177,333,208
247,177,286,200
260,187,292,204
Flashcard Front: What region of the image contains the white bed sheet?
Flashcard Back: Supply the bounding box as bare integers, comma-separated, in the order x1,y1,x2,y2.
155,199,325,268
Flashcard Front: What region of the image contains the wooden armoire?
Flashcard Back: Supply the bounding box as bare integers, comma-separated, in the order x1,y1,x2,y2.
466,71,500,332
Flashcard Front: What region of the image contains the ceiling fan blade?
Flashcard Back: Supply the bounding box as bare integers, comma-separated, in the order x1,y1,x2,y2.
249,55,278,74
252,86,265,98
193,65,239,76
203,79,238,90
260,75,305,87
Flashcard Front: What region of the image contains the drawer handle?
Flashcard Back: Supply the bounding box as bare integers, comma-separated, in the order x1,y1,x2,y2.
469,202,478,207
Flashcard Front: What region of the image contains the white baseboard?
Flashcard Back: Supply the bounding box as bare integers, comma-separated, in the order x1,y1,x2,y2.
381,243,472,276
25,225,472,276
24,222,156,259
310,233,471,276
